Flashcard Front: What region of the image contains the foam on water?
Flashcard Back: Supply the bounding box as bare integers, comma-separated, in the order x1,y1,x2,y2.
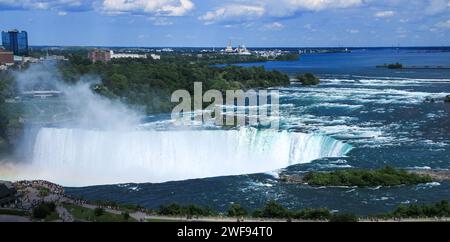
25,127,352,186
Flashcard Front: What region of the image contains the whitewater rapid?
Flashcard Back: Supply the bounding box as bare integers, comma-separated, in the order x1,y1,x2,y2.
25,127,352,186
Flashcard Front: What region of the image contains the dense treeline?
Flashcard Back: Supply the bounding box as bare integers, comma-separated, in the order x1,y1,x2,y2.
384,200,450,219
156,199,450,221
59,55,290,113
303,166,432,187
0,71,17,152
158,203,218,217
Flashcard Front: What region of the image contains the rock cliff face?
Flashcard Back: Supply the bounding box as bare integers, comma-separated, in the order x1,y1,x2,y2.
6,123,24,148
4,122,40,157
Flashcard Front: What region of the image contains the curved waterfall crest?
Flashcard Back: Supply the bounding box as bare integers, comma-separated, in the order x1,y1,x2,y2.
30,127,353,186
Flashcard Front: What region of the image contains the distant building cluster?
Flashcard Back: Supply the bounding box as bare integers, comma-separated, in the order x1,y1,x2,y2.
253,49,286,59
110,50,147,59
88,49,161,63
0,29,40,70
156,48,174,52
223,41,251,55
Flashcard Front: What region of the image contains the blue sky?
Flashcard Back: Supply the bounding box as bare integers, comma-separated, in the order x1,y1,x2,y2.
0,0,449,47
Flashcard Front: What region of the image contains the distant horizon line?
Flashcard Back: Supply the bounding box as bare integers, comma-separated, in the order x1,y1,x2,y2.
28,45,450,49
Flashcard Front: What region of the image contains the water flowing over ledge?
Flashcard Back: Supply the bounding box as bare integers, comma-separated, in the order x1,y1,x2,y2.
26,127,352,186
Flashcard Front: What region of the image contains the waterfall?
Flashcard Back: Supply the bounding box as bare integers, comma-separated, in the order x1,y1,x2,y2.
30,127,352,186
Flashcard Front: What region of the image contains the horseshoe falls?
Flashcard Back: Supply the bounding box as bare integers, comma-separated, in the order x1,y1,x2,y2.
29,127,352,186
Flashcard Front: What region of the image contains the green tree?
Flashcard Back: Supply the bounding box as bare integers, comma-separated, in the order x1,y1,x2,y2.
262,200,289,218
109,73,129,93
297,73,320,85
32,202,56,219
227,204,248,217
122,212,130,221
94,207,105,217
329,213,359,222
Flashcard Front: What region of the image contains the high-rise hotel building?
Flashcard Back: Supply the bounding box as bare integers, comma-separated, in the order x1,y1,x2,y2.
1,29,29,56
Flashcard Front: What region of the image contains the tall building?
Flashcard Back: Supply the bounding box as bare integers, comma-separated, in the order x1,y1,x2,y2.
88,49,111,63
225,40,234,53
1,29,29,56
0,49,14,65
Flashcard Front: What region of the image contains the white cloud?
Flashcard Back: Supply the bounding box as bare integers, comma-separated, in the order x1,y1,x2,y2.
58,11,68,16
263,22,284,30
0,0,90,11
436,19,450,28
199,0,363,24
199,0,362,24
347,28,359,34
425,0,449,15
199,4,265,24
148,17,173,26
0,0,195,17
278,0,363,11
374,10,395,18
101,0,194,16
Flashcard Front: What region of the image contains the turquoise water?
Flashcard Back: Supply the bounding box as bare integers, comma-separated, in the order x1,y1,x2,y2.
66,48,450,215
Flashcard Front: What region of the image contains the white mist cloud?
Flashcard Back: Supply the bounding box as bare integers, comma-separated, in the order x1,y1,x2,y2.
13,63,141,131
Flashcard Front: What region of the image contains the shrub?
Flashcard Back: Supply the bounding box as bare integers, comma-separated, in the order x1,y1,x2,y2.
297,73,320,85
32,202,56,219
159,204,183,216
329,213,359,222
94,207,105,217
227,204,248,217
262,200,289,219
293,208,332,220
251,209,264,218
38,187,50,197
387,200,450,218
158,203,216,217
122,212,130,221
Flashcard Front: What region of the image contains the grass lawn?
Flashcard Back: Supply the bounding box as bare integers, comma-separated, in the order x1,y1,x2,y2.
63,204,136,222
0,208,30,217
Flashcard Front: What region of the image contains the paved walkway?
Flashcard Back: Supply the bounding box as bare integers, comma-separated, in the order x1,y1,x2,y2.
56,206,74,222
0,215,31,222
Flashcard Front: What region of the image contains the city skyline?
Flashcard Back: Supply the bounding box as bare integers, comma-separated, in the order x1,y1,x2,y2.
0,0,449,47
